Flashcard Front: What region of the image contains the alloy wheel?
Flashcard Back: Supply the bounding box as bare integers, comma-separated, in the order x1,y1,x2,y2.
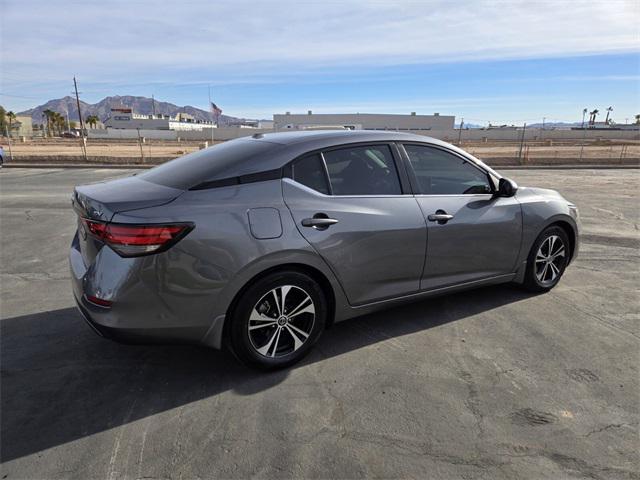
248,285,316,358
535,234,566,286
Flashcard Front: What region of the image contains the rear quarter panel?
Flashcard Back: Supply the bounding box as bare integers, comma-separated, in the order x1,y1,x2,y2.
110,179,350,347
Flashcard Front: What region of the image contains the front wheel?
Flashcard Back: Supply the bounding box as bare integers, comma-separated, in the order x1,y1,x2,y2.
522,226,570,292
228,270,327,370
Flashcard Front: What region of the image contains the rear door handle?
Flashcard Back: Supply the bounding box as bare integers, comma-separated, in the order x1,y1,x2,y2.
427,210,454,224
301,216,339,230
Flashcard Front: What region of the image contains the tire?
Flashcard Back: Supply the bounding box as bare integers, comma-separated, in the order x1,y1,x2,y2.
522,226,570,292
228,270,327,370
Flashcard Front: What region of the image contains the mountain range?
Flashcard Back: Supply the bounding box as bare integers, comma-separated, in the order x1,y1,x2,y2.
18,95,243,125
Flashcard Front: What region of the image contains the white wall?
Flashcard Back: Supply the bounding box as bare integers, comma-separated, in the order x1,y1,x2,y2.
86,127,272,141
88,129,177,140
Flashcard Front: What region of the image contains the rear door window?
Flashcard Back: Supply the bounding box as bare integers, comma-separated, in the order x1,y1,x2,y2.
291,153,330,194
322,145,401,195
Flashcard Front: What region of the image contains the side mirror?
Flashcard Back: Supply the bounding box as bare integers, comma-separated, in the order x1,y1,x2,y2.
498,177,518,197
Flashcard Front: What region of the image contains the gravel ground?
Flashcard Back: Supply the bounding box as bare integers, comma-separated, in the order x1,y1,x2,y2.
1,168,638,479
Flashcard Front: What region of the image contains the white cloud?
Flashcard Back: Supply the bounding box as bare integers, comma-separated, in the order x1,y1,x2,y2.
1,0,638,111
2,1,639,74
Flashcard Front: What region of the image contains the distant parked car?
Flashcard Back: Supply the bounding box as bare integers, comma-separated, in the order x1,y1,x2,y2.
61,131,79,138
70,131,580,369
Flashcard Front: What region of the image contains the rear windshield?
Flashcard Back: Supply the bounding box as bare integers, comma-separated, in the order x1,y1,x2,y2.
139,139,280,189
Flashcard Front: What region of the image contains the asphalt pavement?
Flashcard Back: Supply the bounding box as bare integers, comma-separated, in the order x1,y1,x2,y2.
1,168,638,479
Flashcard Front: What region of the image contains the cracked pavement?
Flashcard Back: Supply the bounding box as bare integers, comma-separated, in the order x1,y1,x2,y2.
1,168,638,479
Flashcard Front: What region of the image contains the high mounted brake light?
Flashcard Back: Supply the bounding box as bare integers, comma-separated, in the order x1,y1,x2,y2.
82,219,194,257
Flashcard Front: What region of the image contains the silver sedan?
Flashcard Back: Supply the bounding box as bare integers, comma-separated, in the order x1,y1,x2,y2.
70,130,579,369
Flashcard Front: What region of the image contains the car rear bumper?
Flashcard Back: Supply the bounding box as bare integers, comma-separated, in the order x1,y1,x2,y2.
69,231,214,345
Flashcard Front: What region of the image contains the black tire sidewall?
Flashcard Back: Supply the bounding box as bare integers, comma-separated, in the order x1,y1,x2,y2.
229,270,326,369
525,226,570,291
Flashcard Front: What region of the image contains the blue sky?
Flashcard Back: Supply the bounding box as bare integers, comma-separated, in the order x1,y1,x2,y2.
1,0,639,123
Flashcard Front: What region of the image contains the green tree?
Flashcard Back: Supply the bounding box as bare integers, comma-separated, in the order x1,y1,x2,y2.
85,115,99,129
0,105,6,134
53,112,65,135
7,111,17,133
42,109,55,137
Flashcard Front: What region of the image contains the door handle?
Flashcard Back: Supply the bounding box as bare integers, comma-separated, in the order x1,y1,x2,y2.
427,210,454,224
301,215,339,230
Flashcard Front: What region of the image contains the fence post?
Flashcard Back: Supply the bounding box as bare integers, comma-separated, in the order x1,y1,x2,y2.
517,123,527,164
137,129,144,163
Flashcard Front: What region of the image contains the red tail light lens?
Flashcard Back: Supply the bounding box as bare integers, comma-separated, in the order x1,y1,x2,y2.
82,219,193,257
85,294,112,308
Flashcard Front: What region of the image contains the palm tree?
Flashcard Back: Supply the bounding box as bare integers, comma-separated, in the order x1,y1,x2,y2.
53,113,65,135
7,111,16,135
604,106,613,125
42,109,55,137
589,109,599,126
635,114,640,125
85,115,99,129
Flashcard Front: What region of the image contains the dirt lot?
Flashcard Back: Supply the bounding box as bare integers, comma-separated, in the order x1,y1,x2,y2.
3,138,640,166
1,168,639,479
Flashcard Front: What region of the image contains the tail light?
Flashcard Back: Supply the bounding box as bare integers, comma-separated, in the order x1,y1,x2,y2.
82,219,194,257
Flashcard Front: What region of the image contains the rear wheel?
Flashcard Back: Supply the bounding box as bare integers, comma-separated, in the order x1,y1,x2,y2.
522,226,570,292
229,270,326,369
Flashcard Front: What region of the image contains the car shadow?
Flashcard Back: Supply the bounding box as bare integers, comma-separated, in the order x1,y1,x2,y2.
1,284,534,462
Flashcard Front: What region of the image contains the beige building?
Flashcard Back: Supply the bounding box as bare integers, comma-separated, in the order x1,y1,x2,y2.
273,111,455,131
8,115,33,136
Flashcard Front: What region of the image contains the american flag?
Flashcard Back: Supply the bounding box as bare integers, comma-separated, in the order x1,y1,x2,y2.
210,102,222,116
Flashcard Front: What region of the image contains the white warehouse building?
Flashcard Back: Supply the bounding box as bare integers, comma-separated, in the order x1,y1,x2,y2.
104,108,216,131
273,111,455,131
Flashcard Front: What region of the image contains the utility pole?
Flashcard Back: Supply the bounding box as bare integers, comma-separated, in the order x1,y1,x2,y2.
457,117,464,145
542,117,546,130
73,76,88,161
518,123,527,163
152,94,156,116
